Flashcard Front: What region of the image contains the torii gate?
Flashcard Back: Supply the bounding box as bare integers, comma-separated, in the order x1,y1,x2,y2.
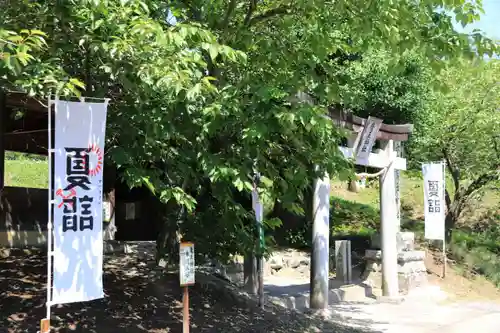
310,110,413,308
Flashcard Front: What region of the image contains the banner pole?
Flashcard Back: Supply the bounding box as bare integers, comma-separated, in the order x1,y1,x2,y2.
442,160,447,278
44,97,54,332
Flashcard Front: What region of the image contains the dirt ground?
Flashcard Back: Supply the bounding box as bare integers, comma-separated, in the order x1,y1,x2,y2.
424,248,500,303
0,247,369,333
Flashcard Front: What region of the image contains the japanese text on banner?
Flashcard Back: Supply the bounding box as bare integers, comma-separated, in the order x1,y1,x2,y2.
422,162,446,241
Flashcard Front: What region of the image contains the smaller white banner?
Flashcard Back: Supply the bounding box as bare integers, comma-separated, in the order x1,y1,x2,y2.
179,242,195,286
355,116,383,160
422,162,446,240
252,189,263,223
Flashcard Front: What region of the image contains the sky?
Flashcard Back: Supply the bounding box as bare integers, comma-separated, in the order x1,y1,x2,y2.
454,0,500,40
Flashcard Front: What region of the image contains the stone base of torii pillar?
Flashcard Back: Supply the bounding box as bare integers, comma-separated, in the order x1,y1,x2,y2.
363,232,428,295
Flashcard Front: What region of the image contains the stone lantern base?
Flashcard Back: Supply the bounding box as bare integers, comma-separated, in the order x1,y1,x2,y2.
363,232,428,294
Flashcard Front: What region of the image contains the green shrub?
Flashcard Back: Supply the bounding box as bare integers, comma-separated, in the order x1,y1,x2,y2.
274,197,378,249
330,197,378,236
449,207,500,286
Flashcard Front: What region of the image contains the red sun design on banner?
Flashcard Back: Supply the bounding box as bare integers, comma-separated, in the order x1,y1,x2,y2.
87,144,103,176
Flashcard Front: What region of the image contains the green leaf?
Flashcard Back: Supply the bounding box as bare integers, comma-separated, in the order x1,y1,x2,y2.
209,44,218,61
260,176,273,188
69,78,85,89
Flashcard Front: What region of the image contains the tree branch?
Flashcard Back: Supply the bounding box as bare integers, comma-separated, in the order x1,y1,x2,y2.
462,170,498,199
444,189,452,210
180,0,202,22
248,6,292,26
494,134,500,162
244,0,258,26
442,148,460,194
221,0,238,29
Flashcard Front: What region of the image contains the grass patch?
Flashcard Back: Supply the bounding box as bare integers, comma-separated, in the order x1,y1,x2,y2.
4,151,48,189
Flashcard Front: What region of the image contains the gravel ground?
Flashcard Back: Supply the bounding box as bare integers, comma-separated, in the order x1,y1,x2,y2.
0,245,373,333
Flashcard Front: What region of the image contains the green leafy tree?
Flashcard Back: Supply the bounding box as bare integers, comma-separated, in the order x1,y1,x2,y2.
333,48,434,125
0,28,82,95
410,59,500,239
1,0,498,262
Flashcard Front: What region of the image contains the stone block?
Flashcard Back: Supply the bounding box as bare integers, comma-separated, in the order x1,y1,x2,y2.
363,249,429,295
370,233,381,250
397,232,415,252
371,232,415,252
335,240,352,284
398,270,428,293
365,249,382,260
397,250,425,263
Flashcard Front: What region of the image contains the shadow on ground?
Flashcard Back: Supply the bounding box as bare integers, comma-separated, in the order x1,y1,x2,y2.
0,248,382,333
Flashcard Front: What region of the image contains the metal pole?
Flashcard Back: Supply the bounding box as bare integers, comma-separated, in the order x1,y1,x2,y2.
183,286,190,333
443,234,447,280
442,160,447,278
310,171,330,309
380,140,399,297
46,97,54,330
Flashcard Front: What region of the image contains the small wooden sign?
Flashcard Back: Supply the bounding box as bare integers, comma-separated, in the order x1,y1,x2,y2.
40,318,50,333
179,242,195,286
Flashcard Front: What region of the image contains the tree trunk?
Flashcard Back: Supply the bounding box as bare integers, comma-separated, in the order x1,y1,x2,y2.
445,194,467,243
348,179,360,193
156,200,183,265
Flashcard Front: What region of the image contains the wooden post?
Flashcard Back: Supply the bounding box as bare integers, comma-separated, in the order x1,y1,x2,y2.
183,286,189,333
379,140,399,297
310,172,330,309
244,255,258,294
0,91,6,191
40,318,50,333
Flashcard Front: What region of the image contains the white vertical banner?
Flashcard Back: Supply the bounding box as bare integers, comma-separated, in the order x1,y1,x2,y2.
422,162,446,240
52,99,108,304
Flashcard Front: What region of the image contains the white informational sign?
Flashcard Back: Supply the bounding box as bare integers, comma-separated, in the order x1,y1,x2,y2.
252,189,263,223
422,162,446,240
52,100,108,304
355,116,383,160
103,201,111,222
179,242,195,286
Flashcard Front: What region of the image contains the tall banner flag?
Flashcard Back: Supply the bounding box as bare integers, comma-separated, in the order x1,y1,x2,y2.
422,162,446,240
51,99,108,304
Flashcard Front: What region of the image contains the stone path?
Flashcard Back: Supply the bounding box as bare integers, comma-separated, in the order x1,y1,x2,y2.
262,276,500,333
327,300,500,333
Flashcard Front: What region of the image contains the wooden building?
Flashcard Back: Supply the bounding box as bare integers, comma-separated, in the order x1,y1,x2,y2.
0,92,159,247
